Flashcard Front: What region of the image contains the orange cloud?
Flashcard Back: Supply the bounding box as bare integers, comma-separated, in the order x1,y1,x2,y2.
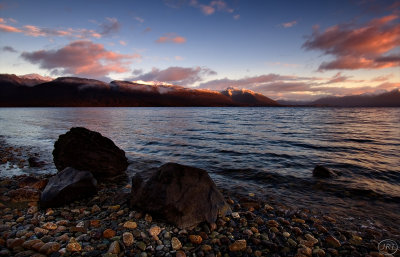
0,23,21,32
156,33,186,44
304,14,400,70
21,40,141,78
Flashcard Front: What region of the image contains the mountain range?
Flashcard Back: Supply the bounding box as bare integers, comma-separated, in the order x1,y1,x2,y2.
0,74,279,107
0,74,399,107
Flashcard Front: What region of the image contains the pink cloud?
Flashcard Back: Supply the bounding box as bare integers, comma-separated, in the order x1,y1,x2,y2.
281,20,297,28
304,14,400,70
131,66,216,85
119,40,127,46
189,0,234,15
21,40,141,78
156,33,186,44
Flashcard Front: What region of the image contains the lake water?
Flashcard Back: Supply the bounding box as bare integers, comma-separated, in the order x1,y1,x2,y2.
0,107,399,233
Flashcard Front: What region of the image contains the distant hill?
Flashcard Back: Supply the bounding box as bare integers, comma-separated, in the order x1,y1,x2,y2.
311,89,400,107
0,74,280,107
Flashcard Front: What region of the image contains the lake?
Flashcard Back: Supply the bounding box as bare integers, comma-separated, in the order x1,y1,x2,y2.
0,107,399,232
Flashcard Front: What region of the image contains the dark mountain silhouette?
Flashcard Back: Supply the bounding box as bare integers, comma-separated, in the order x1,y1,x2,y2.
0,74,280,107
311,89,400,107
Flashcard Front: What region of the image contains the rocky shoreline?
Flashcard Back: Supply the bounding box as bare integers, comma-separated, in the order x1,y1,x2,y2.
0,174,396,257
0,131,399,257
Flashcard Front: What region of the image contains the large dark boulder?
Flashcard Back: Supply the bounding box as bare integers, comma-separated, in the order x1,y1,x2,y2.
40,167,97,208
130,162,231,229
313,165,337,178
53,127,128,182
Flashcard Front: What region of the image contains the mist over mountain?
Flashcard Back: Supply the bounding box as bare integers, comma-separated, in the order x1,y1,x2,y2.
311,89,400,107
0,74,280,107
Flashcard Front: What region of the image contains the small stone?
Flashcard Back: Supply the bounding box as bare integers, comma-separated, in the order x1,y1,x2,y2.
283,232,290,238
90,219,101,227
136,241,146,251
66,237,81,252
313,248,326,257
315,224,328,233
31,242,45,252
45,208,54,216
16,216,25,223
189,235,202,244
27,206,38,214
103,229,116,239
42,222,57,230
34,227,49,235
292,227,303,236
229,240,247,252
145,214,152,223
323,215,336,223
287,238,297,247
254,250,262,257
231,212,240,219
325,235,341,248
109,205,120,211
297,247,312,257
171,237,182,250
7,238,25,249
201,244,212,251
149,226,161,237
123,232,134,247
292,218,305,224
91,204,100,212
267,220,279,227
349,235,362,245
39,242,61,255
22,239,42,249
108,241,120,254
176,250,186,257
123,221,137,229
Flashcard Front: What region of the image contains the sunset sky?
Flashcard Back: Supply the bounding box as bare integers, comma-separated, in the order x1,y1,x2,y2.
0,0,399,100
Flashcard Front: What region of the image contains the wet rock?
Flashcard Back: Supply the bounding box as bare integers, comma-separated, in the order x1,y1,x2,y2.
108,241,120,254
123,232,134,247
39,242,60,255
123,221,137,229
28,157,46,168
66,237,81,252
229,240,247,252
103,229,116,239
325,235,341,248
130,163,231,229
313,165,337,178
189,235,203,245
53,127,128,182
7,238,25,249
40,167,97,208
149,226,161,237
171,237,182,250
176,250,186,257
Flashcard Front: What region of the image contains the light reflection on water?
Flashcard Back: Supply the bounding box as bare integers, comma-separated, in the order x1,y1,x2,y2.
0,107,399,231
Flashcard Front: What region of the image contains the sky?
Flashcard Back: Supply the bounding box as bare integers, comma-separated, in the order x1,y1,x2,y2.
0,0,399,101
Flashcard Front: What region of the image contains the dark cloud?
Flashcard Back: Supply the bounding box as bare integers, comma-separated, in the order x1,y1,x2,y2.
2,46,17,53
99,17,120,36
